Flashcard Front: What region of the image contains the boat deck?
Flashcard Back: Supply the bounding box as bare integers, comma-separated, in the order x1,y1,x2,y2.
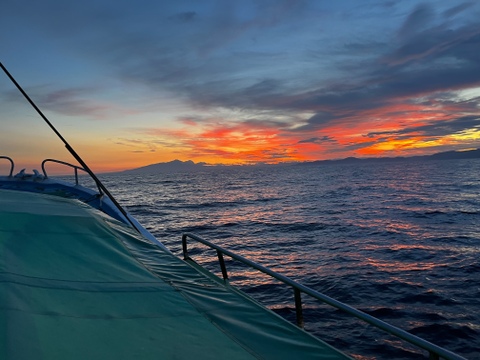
0,189,350,359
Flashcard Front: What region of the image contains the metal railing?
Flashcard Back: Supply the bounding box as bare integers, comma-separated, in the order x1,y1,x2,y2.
0,156,14,177
182,232,466,360
41,158,90,187
0,156,137,230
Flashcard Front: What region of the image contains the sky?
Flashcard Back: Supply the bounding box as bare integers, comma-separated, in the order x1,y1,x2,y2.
1,0,480,172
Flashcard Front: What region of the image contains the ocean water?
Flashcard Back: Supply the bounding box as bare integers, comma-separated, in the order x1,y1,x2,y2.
98,158,479,360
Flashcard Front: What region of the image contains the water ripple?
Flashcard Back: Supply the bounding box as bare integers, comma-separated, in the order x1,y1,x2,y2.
102,159,480,360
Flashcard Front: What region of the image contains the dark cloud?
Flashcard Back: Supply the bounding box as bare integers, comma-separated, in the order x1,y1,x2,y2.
244,79,283,97
2,0,480,158
397,4,434,41
367,115,480,139
10,1,479,125
342,140,380,151
443,2,474,18
259,148,296,160
385,24,480,66
413,92,480,113
138,3,480,133
298,112,340,130
269,5,480,133
4,85,110,118
298,136,335,144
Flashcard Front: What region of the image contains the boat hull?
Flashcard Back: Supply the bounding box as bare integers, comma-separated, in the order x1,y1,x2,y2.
0,188,349,359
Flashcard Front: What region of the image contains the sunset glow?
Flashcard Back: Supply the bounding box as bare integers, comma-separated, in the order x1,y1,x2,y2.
1,1,480,172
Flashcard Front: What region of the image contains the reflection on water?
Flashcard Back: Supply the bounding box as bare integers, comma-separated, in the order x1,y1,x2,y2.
365,257,443,272
96,158,479,360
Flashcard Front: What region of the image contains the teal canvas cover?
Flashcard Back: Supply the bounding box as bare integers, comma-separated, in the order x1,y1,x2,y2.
0,189,350,359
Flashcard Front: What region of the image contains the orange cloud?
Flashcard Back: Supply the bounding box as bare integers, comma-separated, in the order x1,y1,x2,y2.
185,122,304,164
108,92,480,170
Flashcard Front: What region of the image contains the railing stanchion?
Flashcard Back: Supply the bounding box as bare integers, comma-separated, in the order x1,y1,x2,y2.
181,232,466,360
182,234,189,260
294,288,304,328
217,250,229,280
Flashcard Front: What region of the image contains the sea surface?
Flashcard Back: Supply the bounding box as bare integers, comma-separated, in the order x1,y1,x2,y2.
97,158,479,360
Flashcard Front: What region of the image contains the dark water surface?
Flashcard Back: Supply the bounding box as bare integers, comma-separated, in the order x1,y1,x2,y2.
100,158,479,359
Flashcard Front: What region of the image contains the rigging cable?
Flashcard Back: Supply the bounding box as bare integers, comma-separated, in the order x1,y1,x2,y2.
0,61,140,232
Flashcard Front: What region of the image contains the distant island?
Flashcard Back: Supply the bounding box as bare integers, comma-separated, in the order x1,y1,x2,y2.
121,159,207,174
300,148,480,166
120,148,480,174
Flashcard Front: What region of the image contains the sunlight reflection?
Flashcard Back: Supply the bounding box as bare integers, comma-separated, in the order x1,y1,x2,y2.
364,258,443,272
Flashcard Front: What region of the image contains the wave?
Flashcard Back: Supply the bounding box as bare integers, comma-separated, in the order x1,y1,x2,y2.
409,323,478,343
105,159,480,360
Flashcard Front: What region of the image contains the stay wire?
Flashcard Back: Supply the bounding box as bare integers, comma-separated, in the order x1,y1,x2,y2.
0,61,140,232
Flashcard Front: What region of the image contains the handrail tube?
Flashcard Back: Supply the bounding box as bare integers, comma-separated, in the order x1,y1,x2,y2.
0,156,14,177
182,232,466,360
41,158,103,192
42,158,86,186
